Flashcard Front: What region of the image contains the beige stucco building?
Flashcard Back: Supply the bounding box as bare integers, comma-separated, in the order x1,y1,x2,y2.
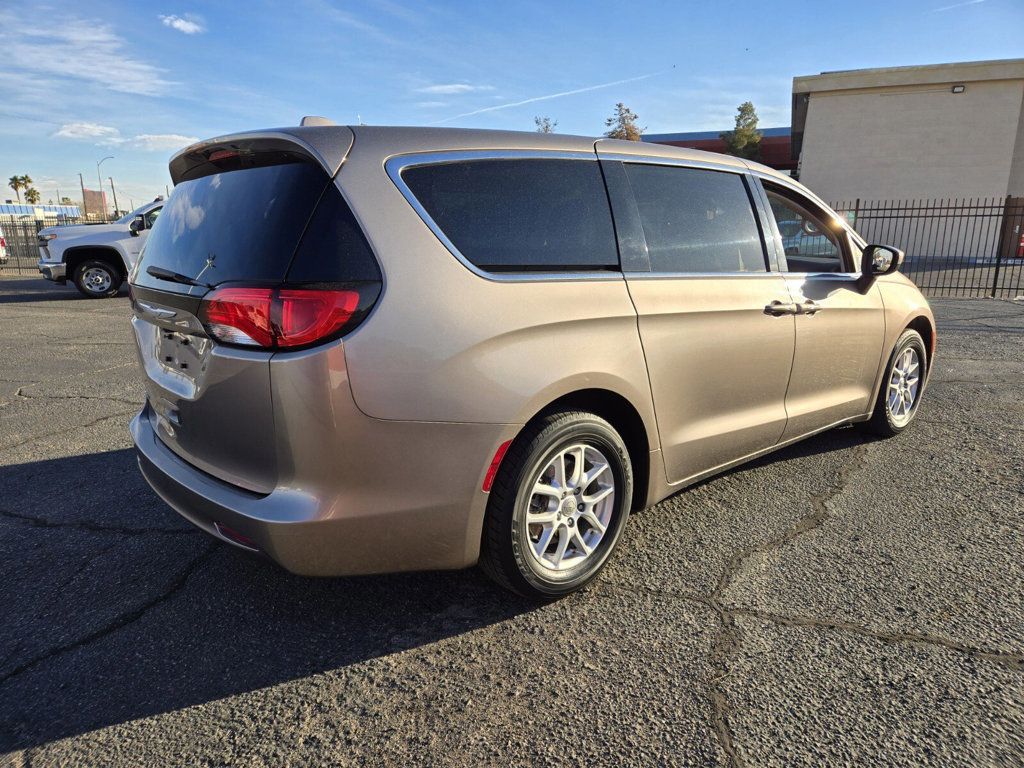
793,59,1024,203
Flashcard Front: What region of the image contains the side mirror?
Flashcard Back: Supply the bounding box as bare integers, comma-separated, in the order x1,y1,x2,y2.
858,244,904,291
801,219,821,236
129,216,144,236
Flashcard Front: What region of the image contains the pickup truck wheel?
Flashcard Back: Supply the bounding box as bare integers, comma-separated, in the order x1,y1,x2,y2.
74,259,122,299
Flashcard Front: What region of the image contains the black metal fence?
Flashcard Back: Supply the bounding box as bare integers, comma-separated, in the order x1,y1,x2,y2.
831,196,1024,298
4,197,1024,297
0,219,83,276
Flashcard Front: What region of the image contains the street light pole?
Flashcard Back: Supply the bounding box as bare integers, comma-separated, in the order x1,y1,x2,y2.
108,177,119,217
96,156,113,219
78,173,88,219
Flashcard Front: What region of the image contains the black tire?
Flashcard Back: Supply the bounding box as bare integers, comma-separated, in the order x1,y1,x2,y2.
862,328,927,437
73,259,122,299
479,410,633,599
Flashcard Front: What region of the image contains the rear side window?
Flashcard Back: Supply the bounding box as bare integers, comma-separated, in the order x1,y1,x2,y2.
401,159,618,272
287,187,381,284
133,160,329,294
624,164,766,273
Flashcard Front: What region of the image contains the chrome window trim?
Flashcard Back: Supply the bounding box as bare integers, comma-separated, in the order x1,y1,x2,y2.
785,272,862,280
627,271,785,280
598,152,747,175
385,150,622,283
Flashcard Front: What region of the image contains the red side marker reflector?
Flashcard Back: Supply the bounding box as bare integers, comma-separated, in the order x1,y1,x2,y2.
482,439,512,492
214,522,259,551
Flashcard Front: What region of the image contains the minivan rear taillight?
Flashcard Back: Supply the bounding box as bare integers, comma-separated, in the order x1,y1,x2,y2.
199,286,366,349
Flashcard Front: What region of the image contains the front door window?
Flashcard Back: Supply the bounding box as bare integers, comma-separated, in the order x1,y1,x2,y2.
765,191,846,273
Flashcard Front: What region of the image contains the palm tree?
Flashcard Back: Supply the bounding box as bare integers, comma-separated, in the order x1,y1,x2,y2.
7,175,33,204
8,175,24,204
25,187,41,204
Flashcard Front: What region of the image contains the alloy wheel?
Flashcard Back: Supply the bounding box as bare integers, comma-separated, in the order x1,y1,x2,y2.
887,347,921,426
522,443,616,572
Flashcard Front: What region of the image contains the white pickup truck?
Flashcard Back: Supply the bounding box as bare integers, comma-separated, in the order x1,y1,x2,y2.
37,199,163,298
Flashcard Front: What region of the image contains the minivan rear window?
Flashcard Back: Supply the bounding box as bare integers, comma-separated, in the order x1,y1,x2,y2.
133,160,329,294
401,159,619,272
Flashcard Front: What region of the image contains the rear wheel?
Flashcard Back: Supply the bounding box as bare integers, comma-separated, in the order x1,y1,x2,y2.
479,411,632,599
74,259,122,299
863,328,927,437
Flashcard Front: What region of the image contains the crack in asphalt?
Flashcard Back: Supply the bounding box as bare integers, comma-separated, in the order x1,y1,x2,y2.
0,544,217,686
729,607,1024,671
0,506,194,537
0,407,139,451
705,439,873,768
13,385,141,407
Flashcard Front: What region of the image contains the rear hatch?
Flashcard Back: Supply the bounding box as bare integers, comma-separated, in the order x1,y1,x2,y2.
130,132,380,494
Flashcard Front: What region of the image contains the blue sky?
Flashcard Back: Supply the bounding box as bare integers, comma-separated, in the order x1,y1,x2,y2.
1,0,1021,208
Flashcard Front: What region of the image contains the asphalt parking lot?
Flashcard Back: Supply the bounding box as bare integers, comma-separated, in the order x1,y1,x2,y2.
1,275,1022,767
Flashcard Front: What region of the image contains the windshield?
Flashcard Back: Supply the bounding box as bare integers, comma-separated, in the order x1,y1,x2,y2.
131,160,329,294
116,203,159,224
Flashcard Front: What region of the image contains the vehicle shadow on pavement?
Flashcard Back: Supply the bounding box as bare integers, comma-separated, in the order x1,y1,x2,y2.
0,426,883,752
0,448,538,752
0,278,128,304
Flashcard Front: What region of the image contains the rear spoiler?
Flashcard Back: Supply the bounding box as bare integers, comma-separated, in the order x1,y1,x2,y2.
169,126,354,185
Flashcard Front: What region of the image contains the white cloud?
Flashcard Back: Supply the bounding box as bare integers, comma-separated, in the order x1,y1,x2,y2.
159,13,206,34
52,123,198,151
416,83,495,95
53,122,122,142
431,70,671,125
930,0,984,11
132,133,199,151
0,11,172,96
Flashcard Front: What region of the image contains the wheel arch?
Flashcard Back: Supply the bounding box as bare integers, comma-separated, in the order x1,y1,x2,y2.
520,388,652,512
63,246,128,278
905,314,935,370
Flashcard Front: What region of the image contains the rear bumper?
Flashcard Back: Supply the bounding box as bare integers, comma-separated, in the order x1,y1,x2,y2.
131,402,515,577
38,260,66,282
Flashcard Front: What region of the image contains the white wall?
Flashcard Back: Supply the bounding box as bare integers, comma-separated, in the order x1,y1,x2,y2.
798,80,1024,202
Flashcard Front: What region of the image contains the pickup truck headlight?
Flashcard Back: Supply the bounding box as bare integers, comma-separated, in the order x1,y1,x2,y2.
38,233,57,242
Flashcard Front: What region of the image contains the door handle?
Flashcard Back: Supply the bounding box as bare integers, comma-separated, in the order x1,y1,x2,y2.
799,301,821,315
764,300,800,316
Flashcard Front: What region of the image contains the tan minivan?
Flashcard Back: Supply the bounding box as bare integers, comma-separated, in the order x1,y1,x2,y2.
129,122,934,598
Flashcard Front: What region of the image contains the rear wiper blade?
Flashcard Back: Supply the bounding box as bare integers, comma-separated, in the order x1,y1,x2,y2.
146,266,211,289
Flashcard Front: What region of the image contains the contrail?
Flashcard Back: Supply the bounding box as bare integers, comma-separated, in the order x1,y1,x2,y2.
930,0,984,11
430,69,672,125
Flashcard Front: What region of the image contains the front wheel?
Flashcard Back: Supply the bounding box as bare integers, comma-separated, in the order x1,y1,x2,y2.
479,411,633,599
73,259,123,299
862,328,927,437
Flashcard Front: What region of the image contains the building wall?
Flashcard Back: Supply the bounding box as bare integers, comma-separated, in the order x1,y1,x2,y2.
798,79,1024,201
1007,91,1024,197
82,189,107,218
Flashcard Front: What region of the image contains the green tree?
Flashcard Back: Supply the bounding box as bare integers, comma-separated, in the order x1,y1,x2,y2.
24,187,41,204
604,103,644,141
720,101,762,160
534,116,557,133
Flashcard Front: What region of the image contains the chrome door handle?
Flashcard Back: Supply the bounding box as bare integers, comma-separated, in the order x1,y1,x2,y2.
800,301,821,315
764,300,799,316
